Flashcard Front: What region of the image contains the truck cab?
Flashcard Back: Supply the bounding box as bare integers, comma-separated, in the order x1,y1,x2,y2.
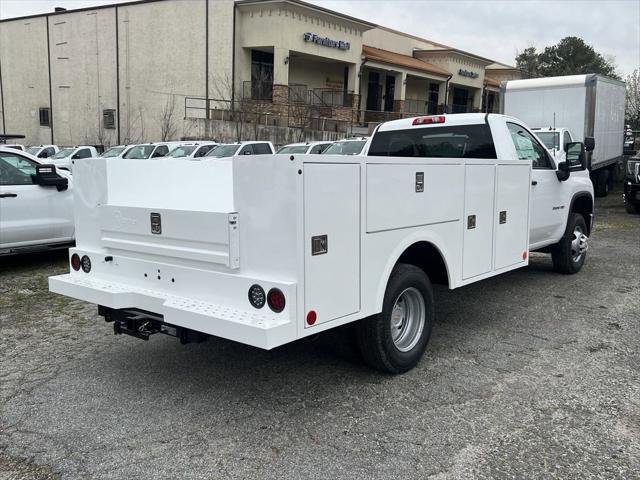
531,127,574,162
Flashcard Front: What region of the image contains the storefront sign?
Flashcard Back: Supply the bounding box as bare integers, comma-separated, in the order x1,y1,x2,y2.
458,69,479,79
303,32,350,51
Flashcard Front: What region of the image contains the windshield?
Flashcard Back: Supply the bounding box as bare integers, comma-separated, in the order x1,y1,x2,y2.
101,146,126,158
52,148,74,159
167,145,197,158
535,132,560,150
123,145,155,159
323,140,366,155
26,147,41,155
207,144,240,158
277,145,309,154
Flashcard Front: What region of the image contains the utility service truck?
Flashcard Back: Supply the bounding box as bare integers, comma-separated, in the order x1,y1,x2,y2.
49,113,594,374
502,74,625,197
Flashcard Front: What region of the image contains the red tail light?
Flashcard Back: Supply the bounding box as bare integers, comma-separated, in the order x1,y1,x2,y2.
267,288,285,313
71,253,81,271
306,310,317,325
412,115,446,126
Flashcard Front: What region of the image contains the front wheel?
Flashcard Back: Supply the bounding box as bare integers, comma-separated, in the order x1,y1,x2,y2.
551,213,588,274
355,264,434,374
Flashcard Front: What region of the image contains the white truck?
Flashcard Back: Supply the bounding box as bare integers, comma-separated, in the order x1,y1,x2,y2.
502,74,626,197
49,113,593,374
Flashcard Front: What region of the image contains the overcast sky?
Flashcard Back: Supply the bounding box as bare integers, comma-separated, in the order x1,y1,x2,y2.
1,0,638,76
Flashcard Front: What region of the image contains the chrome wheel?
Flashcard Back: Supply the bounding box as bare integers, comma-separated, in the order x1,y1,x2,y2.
570,225,588,262
390,287,425,352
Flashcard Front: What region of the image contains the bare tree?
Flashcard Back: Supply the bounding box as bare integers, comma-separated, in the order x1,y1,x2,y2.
159,95,177,141
288,99,315,142
211,74,246,142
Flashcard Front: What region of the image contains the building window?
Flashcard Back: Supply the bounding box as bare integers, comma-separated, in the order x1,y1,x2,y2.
39,107,51,127
103,109,116,129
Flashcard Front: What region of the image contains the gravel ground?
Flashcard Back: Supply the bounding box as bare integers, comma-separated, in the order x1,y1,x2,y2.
1,186,638,480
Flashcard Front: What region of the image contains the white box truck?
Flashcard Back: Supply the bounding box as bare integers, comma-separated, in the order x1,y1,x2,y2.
501,74,626,196
49,113,594,374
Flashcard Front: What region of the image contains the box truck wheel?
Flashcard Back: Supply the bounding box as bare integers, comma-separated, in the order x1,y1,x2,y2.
593,169,610,197
355,264,434,374
551,213,588,274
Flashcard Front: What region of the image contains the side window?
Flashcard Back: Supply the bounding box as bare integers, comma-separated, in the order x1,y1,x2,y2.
239,145,254,155
194,146,211,158
153,146,169,157
0,152,37,185
76,149,91,159
252,143,272,154
310,144,330,154
42,147,55,158
507,123,553,169
563,131,572,150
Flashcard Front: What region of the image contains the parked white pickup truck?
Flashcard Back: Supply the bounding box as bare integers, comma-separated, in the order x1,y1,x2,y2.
0,147,73,255
49,114,593,373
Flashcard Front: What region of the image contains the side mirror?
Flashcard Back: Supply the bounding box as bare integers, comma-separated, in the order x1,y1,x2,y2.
32,164,69,191
556,161,570,181
584,136,595,152
566,142,587,171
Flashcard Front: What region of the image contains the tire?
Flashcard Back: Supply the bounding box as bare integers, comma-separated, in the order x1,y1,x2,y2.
355,264,434,374
551,213,589,274
625,200,640,214
594,169,610,197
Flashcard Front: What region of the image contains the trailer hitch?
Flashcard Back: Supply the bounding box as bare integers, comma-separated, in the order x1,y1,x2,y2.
98,306,209,344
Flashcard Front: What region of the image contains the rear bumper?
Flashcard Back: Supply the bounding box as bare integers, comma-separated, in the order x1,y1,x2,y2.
49,273,294,349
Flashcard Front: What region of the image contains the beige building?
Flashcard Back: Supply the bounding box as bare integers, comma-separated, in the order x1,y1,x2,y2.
0,0,528,146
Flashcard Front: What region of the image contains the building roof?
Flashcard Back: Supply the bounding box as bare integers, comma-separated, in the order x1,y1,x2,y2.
484,76,501,87
362,45,451,77
413,48,494,66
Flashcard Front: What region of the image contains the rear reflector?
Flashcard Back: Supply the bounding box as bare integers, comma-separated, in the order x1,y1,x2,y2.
267,288,285,313
71,253,81,271
306,310,317,325
412,115,446,126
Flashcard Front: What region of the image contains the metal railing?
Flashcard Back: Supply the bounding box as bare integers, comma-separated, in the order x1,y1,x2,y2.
404,99,431,115
311,88,352,108
243,80,272,101
288,83,308,103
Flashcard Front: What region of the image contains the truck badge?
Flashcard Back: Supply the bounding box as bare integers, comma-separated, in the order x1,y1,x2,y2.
150,213,162,234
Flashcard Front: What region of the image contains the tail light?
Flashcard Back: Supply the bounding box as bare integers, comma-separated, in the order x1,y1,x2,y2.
412,115,446,126
306,310,317,325
267,288,285,313
81,255,92,273
71,253,81,271
248,284,266,309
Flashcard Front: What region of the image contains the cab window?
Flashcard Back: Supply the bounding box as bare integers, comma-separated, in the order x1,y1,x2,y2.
239,145,254,155
74,148,92,159
152,145,169,157
0,152,37,185
252,143,272,154
310,143,330,154
507,123,553,169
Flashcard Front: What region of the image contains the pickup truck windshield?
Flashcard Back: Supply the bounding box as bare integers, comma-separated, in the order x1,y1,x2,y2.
207,145,240,158
277,145,309,154
26,147,41,155
323,141,366,155
535,132,560,150
52,148,74,159
167,146,197,158
124,145,155,159
101,146,126,158
368,125,496,158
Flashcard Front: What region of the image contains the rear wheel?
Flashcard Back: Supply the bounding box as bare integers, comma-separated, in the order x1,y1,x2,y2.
625,199,640,214
355,264,434,374
551,213,588,274
594,169,610,197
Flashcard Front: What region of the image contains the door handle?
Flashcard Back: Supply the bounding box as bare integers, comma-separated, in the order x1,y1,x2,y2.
0,193,18,198
531,181,538,186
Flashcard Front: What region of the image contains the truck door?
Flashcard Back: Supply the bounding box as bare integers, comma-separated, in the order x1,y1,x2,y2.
0,151,53,247
506,122,565,247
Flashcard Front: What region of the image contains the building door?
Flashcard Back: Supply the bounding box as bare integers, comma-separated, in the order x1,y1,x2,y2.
384,75,395,112
366,72,381,111
428,83,439,114
452,87,469,113
251,50,273,100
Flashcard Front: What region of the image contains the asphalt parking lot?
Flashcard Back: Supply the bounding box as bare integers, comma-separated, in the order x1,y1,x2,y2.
1,186,638,480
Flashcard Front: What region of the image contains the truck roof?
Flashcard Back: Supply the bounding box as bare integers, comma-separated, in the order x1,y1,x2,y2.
503,74,625,91
376,113,492,132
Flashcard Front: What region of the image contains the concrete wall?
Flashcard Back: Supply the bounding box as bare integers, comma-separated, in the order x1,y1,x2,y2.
0,16,51,143
363,27,436,54
49,8,117,146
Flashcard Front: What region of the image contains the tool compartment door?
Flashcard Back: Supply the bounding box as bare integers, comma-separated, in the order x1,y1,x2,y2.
494,164,531,270
304,163,360,326
462,164,496,279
